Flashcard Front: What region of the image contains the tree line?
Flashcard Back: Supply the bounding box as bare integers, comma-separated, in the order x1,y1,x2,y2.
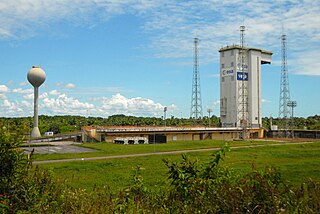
0,114,319,136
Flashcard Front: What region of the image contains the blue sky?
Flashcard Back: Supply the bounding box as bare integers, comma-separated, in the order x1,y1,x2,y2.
0,0,319,118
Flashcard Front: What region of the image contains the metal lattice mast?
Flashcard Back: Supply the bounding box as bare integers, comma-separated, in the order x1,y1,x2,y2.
238,26,249,137
190,37,203,119
278,34,291,132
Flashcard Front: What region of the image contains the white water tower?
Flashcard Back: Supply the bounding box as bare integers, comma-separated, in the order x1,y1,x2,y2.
27,66,46,138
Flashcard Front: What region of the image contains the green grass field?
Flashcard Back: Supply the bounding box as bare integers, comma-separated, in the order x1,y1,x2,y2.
33,140,280,161
39,140,320,193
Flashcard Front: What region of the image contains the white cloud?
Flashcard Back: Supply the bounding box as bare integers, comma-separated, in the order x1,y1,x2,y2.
101,93,175,116
0,85,9,100
39,92,48,99
40,93,94,115
0,1,318,76
142,1,320,75
0,85,8,93
19,81,28,86
262,99,271,103
291,50,320,76
49,89,60,96
0,99,24,116
65,83,76,89
23,93,34,100
1,89,175,117
213,99,220,108
12,88,33,94
0,0,163,39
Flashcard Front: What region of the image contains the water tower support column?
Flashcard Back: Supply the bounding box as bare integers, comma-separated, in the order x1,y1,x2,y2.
31,86,41,137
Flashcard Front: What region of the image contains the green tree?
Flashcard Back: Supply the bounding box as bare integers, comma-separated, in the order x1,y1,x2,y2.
0,123,27,196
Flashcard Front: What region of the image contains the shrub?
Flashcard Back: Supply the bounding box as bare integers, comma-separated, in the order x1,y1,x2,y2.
1,125,320,214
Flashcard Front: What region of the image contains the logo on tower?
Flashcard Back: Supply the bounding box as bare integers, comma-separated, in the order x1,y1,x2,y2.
237,72,248,81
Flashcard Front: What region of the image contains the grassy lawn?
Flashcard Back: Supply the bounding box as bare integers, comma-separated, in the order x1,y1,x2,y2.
33,139,280,161
39,141,320,192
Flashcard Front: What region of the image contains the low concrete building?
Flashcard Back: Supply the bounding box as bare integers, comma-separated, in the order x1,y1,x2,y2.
114,137,149,144
82,126,265,143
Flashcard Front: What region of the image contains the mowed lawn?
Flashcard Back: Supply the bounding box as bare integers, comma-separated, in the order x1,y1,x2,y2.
33,140,279,161
39,141,320,193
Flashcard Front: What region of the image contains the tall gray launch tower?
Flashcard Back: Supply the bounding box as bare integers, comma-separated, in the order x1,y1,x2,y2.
219,27,272,130
27,66,46,138
190,37,203,119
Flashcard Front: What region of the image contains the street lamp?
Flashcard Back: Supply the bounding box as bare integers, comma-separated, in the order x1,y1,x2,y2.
207,108,212,127
287,101,297,141
164,107,167,127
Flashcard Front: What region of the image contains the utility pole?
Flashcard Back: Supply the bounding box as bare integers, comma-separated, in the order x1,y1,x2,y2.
163,107,167,127
207,108,212,127
287,101,297,141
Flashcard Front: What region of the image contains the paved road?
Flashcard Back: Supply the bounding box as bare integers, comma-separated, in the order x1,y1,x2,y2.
23,141,97,155
33,141,317,165
23,145,97,155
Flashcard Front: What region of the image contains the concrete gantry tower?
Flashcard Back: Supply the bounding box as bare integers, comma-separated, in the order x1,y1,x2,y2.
190,37,203,119
278,34,291,132
27,66,46,138
219,29,272,130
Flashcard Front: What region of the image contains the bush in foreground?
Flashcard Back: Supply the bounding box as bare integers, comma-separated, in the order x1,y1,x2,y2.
1,126,320,213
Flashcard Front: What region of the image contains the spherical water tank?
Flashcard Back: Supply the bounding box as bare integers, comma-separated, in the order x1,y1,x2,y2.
27,66,46,87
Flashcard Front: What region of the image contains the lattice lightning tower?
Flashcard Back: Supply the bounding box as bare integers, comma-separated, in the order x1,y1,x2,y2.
238,26,249,137
190,37,203,119
278,34,291,130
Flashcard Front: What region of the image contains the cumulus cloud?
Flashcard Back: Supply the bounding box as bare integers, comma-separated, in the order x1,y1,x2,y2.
101,93,175,117
0,85,8,100
40,93,95,115
0,94,6,100
0,85,9,93
65,83,76,89
0,1,318,76
1,89,175,117
143,1,320,75
49,90,60,96
23,93,34,100
12,88,33,94
262,99,271,103
291,50,320,76
39,92,49,99
19,81,28,86
0,0,162,39
0,99,24,116
213,99,220,108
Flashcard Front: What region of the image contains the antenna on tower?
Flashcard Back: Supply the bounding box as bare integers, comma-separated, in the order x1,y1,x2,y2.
190,37,203,120
278,34,291,137
238,25,249,139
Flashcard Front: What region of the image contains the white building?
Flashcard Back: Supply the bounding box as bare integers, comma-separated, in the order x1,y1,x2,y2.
219,45,272,128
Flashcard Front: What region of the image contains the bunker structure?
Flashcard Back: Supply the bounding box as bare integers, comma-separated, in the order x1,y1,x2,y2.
81,126,265,143
219,45,272,128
